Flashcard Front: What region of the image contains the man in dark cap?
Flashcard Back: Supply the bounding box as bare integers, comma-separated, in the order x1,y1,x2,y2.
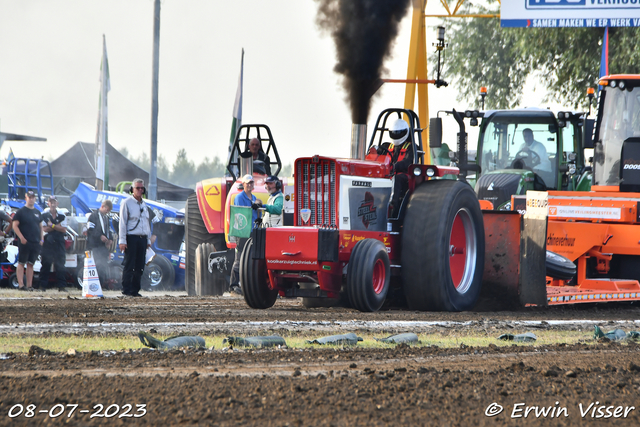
40,195,68,291
263,176,283,227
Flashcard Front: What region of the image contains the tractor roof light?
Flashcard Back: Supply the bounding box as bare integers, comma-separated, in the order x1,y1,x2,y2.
619,81,626,90
437,26,445,43
413,166,422,177
610,80,617,88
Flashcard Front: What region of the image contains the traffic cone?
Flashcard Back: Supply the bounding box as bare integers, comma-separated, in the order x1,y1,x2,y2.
82,250,103,298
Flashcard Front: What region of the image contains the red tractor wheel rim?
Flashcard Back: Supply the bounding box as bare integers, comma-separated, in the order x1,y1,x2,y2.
449,208,477,294
372,258,386,295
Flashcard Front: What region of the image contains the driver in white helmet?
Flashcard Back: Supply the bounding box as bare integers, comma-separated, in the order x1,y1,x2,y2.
518,128,552,184
387,118,416,218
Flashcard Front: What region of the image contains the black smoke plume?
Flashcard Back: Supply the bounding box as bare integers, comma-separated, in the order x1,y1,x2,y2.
315,0,411,124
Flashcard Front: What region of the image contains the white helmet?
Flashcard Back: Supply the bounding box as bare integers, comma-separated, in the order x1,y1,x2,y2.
389,119,409,146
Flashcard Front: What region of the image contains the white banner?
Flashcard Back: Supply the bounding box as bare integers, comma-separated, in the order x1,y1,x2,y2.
502,1,640,28
95,35,110,183
549,205,621,220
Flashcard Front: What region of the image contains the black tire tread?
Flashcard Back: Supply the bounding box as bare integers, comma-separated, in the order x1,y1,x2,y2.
402,180,485,311
240,239,277,309
546,250,576,281
185,193,224,296
346,239,390,312
142,254,176,291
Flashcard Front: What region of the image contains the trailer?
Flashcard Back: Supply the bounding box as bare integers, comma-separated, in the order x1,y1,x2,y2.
541,75,640,305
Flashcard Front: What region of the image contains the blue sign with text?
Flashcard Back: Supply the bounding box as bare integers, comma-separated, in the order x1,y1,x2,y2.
527,0,586,8
503,1,640,27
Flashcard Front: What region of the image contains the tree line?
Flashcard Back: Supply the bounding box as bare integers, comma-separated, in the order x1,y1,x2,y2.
119,147,292,189
441,0,640,110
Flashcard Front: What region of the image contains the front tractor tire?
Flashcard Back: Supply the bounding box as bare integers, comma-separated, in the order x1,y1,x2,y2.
239,238,277,309
347,239,391,312
402,180,485,311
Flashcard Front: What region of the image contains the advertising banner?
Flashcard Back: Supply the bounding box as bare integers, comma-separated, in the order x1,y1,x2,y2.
502,1,640,28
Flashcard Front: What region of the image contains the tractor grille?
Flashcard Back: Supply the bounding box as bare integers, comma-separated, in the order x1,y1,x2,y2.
296,159,336,226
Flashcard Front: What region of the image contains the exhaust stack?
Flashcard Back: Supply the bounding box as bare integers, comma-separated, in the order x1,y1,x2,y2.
350,123,367,160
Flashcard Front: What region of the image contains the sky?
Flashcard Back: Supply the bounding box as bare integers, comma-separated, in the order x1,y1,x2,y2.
0,1,552,172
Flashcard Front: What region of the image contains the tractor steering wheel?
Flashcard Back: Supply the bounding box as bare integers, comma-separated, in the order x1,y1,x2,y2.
376,142,392,157
511,148,541,169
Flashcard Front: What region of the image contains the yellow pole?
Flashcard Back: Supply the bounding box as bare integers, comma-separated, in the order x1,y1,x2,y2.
404,0,430,164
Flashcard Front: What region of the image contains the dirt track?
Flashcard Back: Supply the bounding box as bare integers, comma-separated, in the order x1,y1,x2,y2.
2,293,640,425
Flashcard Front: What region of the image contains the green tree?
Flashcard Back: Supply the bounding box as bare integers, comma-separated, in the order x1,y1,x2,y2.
194,156,226,183
280,163,293,177
170,149,196,188
443,1,640,109
120,149,171,181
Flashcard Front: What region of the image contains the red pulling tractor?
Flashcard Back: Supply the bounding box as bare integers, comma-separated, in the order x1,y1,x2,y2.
239,108,541,312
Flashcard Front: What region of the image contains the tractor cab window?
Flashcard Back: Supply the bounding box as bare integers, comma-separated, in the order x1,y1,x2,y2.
594,85,640,186
479,121,557,188
562,122,577,157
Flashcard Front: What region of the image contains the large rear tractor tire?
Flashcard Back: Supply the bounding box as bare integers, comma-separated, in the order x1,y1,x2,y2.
402,180,485,311
346,239,390,312
239,238,277,309
185,193,223,296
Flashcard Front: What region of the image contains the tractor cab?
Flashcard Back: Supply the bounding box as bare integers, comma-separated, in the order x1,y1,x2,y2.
472,108,589,210
591,75,640,191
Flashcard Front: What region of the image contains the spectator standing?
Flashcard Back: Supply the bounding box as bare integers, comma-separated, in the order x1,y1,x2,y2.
12,191,43,291
118,179,152,297
87,200,113,288
40,196,68,291
263,176,284,227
